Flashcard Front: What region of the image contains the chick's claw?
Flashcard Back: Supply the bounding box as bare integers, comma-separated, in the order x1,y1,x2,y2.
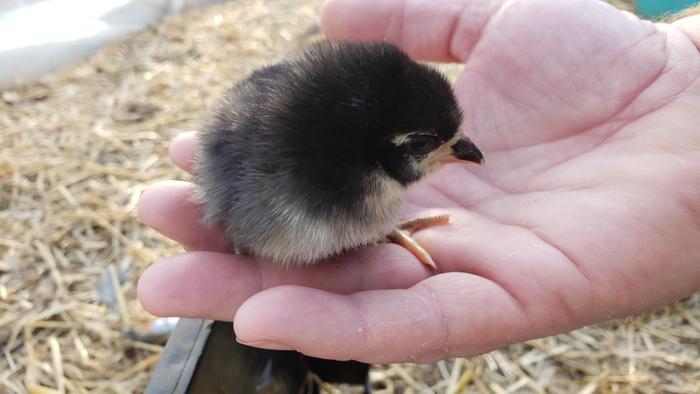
233,246,250,257
387,214,451,269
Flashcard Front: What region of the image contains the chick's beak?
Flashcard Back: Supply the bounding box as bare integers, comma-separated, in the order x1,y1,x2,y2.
446,137,484,165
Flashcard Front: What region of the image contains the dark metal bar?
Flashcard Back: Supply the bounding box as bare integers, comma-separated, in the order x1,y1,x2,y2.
146,319,370,394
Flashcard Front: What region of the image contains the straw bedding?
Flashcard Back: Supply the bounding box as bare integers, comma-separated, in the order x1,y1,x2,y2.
1,0,698,393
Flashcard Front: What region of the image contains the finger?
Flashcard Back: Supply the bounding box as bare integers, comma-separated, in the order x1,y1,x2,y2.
233,274,533,363
674,12,700,49
137,248,431,321
169,131,197,173
320,0,505,62
138,180,233,252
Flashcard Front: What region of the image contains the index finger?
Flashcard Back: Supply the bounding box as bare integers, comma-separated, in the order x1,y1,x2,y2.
320,0,506,62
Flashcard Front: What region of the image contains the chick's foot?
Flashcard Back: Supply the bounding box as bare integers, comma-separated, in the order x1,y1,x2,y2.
386,214,450,269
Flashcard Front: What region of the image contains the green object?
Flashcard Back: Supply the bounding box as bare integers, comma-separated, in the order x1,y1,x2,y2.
637,0,698,18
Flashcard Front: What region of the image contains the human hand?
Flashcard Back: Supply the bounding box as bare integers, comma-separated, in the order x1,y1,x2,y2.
137,0,700,363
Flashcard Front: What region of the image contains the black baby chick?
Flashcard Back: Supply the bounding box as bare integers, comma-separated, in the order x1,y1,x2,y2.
193,41,483,267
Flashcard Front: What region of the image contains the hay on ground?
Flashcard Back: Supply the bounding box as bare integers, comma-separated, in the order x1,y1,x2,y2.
1,0,698,393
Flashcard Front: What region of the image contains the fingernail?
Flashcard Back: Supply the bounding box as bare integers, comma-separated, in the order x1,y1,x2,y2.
236,338,293,351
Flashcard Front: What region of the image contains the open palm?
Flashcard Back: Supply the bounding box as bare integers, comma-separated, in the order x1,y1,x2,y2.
138,0,700,363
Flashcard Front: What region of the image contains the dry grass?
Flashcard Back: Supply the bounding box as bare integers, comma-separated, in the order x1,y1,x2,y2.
0,0,698,393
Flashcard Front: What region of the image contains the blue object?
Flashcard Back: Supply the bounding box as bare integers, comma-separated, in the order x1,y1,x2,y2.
637,0,699,19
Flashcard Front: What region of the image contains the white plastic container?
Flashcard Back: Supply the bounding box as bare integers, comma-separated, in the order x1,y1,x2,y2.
0,0,225,88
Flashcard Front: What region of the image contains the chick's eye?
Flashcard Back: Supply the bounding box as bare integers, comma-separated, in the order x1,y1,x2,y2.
406,135,439,155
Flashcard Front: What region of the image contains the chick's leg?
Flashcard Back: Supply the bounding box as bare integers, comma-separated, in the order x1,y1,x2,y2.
387,214,450,269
